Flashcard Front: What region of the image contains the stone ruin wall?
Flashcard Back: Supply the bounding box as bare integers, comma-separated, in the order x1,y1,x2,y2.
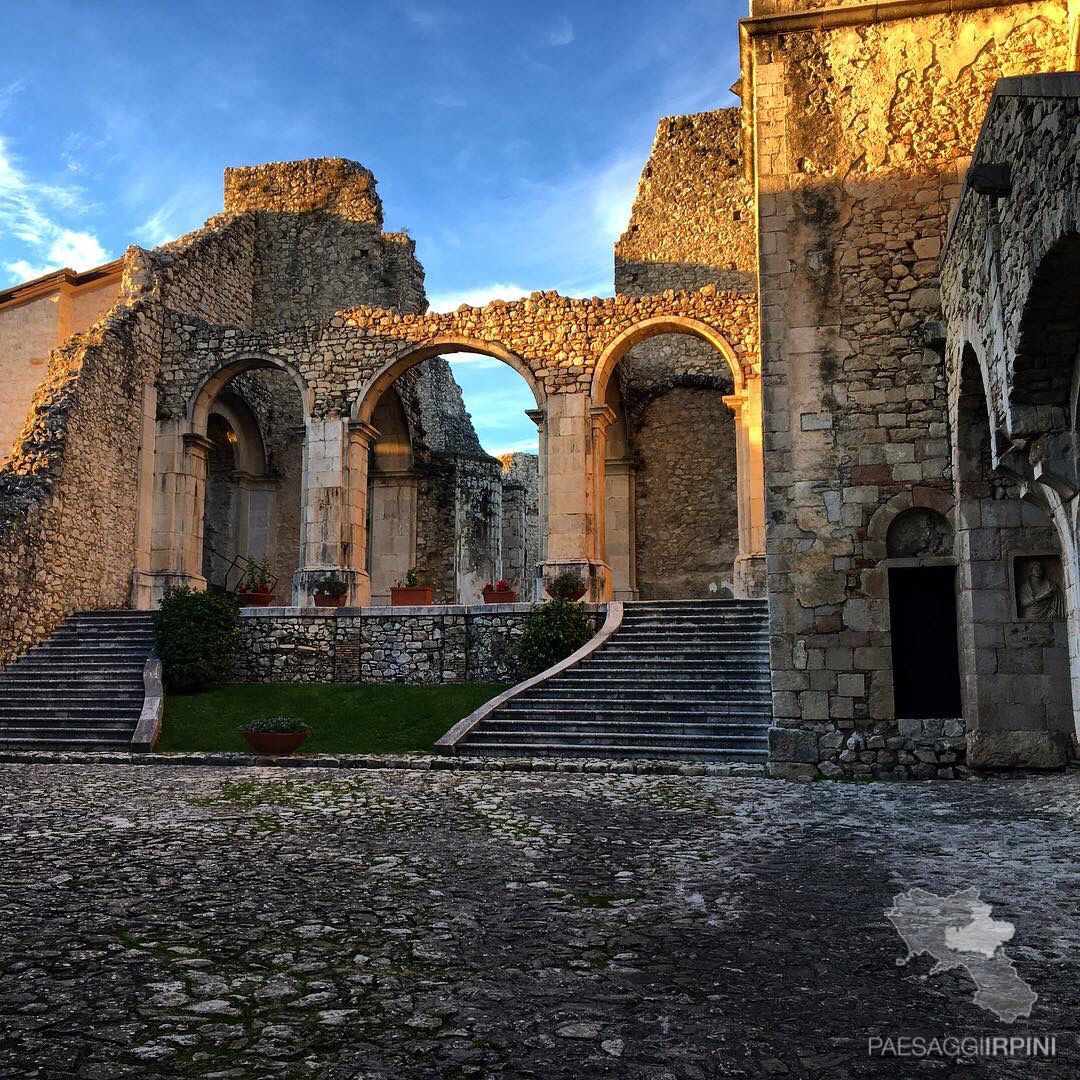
614,109,756,598
0,207,260,663
234,605,605,685
939,75,1080,766
751,0,1071,778
499,452,540,599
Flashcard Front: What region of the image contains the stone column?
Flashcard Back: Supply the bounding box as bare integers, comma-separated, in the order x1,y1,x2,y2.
500,480,527,594
369,468,418,604
726,378,767,598
293,417,375,606
525,407,547,599
604,458,638,600
145,421,210,605
130,383,158,610
538,393,611,601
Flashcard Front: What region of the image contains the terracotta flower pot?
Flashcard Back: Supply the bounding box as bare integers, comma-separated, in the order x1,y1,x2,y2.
243,731,309,755
314,592,347,607
544,586,588,602
390,586,434,606
482,589,517,604
236,590,275,607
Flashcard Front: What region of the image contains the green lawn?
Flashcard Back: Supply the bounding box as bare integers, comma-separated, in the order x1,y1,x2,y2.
157,682,509,755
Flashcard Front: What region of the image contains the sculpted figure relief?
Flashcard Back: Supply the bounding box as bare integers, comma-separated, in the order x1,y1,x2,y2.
1017,559,1065,621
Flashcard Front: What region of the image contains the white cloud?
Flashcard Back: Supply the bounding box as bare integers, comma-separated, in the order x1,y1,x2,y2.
5,259,52,282
404,6,445,32
427,282,530,312
0,134,108,283
488,435,540,456
548,16,575,46
47,229,106,268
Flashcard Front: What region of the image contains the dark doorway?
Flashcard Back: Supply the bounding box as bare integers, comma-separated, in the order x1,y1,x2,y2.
888,566,962,719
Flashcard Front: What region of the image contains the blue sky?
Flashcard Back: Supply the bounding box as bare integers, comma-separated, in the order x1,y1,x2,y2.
0,0,742,453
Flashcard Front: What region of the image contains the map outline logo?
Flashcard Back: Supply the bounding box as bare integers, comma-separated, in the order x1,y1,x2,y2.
885,885,1037,1023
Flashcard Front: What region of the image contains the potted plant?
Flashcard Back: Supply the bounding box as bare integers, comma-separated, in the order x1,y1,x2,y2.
390,567,433,606
482,578,517,604
240,715,310,755
545,570,588,602
313,576,349,608
236,559,275,607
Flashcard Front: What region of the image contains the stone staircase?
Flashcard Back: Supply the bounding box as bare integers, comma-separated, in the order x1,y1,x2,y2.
451,599,771,760
0,611,154,751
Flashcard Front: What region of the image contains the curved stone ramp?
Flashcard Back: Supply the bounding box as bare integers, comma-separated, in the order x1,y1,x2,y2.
0,611,155,751
437,599,771,760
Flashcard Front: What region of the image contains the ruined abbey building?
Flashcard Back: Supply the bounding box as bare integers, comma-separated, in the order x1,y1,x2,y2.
1,0,1079,776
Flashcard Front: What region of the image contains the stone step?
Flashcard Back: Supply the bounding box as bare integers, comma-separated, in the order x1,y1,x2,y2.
468,727,767,745
0,722,136,738
500,705,771,721
0,689,138,703
0,705,142,719
0,671,145,684
478,718,768,737
541,677,771,691
0,734,136,750
459,741,769,761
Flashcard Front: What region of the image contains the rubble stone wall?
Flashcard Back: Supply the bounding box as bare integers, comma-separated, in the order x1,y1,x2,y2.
751,1,1070,778
234,605,605,684
940,73,1080,766
634,386,740,599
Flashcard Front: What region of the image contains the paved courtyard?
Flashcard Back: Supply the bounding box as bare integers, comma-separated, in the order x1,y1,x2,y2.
0,763,1077,1079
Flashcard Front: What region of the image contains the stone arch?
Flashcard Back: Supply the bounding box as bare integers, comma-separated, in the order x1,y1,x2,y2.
867,489,955,549
591,315,763,597
354,338,544,424
590,315,744,405
1010,231,1080,430
367,387,418,603
953,343,1074,767
207,390,267,476
188,352,312,436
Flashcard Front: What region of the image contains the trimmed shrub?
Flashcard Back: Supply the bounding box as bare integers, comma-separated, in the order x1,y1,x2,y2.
239,716,311,734
154,586,241,693
519,598,594,676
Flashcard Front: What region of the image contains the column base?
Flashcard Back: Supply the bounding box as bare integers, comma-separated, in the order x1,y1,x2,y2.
293,568,370,607
734,554,768,599
537,560,611,602
136,570,207,609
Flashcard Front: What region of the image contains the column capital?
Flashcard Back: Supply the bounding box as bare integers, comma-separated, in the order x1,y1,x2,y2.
525,407,546,431
348,418,381,445
182,431,215,456
589,404,616,432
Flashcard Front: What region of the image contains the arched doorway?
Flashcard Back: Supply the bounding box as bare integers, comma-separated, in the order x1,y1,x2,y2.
368,388,416,604
883,507,961,719
145,354,310,606
591,316,763,599
354,340,546,605
953,345,1073,766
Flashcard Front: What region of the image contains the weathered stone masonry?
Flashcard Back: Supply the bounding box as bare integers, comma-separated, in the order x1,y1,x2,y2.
747,0,1077,777
234,605,605,685
0,157,764,667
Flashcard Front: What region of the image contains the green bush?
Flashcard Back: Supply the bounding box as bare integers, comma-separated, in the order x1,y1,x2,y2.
239,715,310,734
154,586,241,693
519,599,595,675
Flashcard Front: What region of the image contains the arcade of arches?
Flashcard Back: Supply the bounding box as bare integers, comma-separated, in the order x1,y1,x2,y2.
3,44,1080,779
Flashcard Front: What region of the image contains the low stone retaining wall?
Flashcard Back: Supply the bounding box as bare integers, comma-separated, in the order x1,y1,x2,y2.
768,717,968,781
235,604,605,684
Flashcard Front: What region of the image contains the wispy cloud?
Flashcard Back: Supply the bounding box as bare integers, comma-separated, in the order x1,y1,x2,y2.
0,134,108,283
427,282,530,312
547,16,575,46
404,6,447,32
0,81,24,119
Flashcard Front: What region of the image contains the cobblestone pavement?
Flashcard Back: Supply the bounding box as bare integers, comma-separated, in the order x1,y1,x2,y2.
0,765,1078,1079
